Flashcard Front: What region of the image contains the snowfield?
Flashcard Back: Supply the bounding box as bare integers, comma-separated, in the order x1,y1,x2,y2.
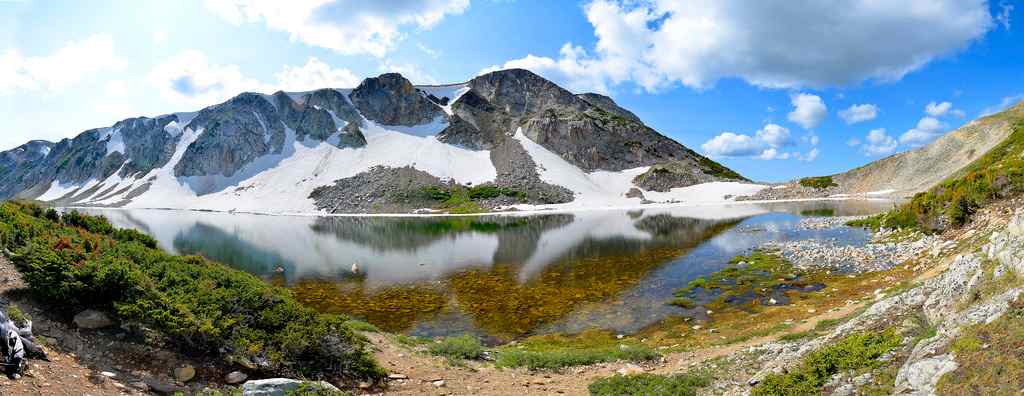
36,87,768,215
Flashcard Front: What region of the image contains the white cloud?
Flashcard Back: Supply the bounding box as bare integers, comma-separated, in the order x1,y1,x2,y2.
482,43,613,94
838,103,879,124
795,148,819,162
204,0,469,58
847,137,862,147
149,51,362,108
755,123,793,148
701,132,762,157
104,80,129,97
862,128,898,156
899,116,946,146
0,33,124,94
486,0,994,92
275,57,361,91
980,93,1024,116
924,101,953,116
153,30,169,45
787,93,827,129
701,123,799,160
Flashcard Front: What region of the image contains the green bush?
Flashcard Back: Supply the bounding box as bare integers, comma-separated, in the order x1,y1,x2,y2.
754,330,901,395
427,335,485,363
495,344,658,370
589,373,710,396
798,176,838,189
0,201,383,381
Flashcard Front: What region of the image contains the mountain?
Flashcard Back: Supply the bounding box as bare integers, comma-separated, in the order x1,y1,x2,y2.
832,101,1024,196
0,69,754,214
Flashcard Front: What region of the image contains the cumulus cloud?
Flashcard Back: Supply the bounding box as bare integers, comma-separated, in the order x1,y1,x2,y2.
787,93,827,129
838,104,879,124
861,128,898,156
997,1,1014,30
482,43,615,94
702,123,800,160
275,57,361,91
0,33,124,94
899,116,946,146
485,0,994,93
204,0,469,58
795,148,819,162
149,50,362,108
925,101,953,116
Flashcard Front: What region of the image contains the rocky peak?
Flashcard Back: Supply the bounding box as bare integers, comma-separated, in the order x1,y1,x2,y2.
577,93,641,123
468,68,586,117
350,73,442,126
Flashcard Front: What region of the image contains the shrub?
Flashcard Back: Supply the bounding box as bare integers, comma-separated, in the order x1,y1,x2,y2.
754,330,901,395
589,373,710,396
427,335,485,363
798,176,838,189
0,201,383,382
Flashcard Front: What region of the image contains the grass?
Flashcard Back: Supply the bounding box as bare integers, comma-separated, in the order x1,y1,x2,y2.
6,304,30,327
420,184,525,214
396,334,431,347
344,319,380,333
0,201,384,382
427,335,485,364
494,331,659,370
753,330,901,395
588,373,711,396
937,298,1024,394
799,176,838,189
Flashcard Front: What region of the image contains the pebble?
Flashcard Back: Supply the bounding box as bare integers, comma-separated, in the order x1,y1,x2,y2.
432,380,446,387
173,365,196,382
389,373,409,380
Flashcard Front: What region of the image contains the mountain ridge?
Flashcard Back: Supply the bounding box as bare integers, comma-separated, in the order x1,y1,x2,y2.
0,68,753,214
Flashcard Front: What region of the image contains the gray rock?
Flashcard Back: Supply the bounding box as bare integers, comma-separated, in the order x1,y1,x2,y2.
241,378,340,396
350,73,443,126
225,371,248,384
73,309,113,329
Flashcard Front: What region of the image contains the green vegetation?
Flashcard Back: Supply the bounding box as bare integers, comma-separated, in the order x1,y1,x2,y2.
494,332,659,370
672,250,808,310
800,208,835,217
420,184,525,213
696,155,748,181
427,335,485,364
6,304,30,327
753,330,901,395
938,298,1024,394
344,319,380,333
588,373,710,396
799,175,838,189
0,201,383,381
852,122,1024,233
395,334,431,347
284,382,350,396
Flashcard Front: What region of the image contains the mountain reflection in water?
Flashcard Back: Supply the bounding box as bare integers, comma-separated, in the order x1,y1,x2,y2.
83,200,892,340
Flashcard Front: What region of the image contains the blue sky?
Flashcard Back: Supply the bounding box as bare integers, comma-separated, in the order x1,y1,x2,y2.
1,0,1021,182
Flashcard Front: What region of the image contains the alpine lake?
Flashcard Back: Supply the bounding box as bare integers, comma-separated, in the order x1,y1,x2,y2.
78,200,894,344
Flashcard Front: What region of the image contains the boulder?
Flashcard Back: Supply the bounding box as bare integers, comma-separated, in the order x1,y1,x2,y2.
73,310,113,329
174,365,195,382
225,370,248,385
242,378,340,396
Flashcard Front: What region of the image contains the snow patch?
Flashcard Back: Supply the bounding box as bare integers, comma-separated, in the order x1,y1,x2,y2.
417,83,470,116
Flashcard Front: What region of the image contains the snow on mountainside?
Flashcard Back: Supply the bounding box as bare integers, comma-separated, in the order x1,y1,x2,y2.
1,69,758,214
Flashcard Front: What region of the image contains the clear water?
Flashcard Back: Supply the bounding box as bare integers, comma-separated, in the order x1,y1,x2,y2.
80,200,892,341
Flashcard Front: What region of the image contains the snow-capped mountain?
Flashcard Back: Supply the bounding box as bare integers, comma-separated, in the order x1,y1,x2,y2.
0,69,760,214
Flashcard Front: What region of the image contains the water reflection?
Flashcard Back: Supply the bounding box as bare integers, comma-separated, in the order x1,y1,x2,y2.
82,199,892,340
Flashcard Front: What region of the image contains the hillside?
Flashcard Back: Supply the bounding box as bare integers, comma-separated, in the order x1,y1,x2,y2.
0,69,755,214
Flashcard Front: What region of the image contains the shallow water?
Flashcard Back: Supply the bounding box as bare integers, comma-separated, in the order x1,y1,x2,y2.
80,200,892,341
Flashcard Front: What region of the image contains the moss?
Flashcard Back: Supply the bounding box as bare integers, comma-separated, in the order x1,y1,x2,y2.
0,201,384,382
588,373,710,396
672,250,813,310
798,176,838,189
6,304,30,327
427,334,485,363
753,330,901,395
937,294,1024,394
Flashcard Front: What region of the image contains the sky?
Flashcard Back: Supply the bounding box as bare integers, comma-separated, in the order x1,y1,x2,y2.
1,0,1021,182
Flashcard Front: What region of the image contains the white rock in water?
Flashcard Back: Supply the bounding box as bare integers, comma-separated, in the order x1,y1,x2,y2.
351,263,360,273
242,379,340,396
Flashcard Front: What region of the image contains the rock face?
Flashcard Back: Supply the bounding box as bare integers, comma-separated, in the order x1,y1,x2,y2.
73,310,113,329
350,73,443,126
175,93,285,178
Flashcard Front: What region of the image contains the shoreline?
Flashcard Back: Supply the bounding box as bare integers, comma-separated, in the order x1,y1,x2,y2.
61,196,899,219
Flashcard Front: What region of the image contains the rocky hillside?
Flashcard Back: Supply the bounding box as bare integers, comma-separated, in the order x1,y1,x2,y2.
0,69,752,214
